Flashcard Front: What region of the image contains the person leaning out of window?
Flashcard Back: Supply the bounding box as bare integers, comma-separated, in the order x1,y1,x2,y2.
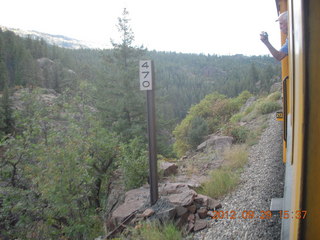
260,11,288,61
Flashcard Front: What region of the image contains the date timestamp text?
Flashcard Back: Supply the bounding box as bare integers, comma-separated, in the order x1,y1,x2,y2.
209,210,307,220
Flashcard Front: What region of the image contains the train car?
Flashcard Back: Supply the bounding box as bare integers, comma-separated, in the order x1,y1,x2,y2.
274,0,320,239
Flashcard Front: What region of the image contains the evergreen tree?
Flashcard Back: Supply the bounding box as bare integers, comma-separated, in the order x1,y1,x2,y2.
1,85,13,135
98,8,147,141
0,57,8,91
248,63,259,93
0,64,14,136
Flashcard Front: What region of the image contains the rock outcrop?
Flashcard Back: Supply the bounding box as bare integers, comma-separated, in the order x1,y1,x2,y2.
37,57,76,90
197,135,233,152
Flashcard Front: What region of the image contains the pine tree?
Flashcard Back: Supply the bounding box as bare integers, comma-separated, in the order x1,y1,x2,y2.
248,63,259,93
98,8,147,140
0,81,14,135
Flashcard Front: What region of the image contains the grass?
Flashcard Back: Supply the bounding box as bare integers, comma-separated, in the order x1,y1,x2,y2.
197,145,248,198
120,221,182,240
223,145,248,170
198,168,239,198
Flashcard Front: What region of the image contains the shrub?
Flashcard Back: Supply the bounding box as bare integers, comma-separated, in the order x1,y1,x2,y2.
173,91,251,157
229,112,244,123
267,91,281,101
256,100,281,114
120,137,148,190
230,126,249,143
187,116,208,148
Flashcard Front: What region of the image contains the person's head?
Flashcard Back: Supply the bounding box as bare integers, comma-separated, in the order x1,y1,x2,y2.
276,11,288,34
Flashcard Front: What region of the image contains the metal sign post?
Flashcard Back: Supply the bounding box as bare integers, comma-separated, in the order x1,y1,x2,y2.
139,60,158,205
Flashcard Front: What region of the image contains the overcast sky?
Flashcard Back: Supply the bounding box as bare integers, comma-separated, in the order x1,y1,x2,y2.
0,0,281,55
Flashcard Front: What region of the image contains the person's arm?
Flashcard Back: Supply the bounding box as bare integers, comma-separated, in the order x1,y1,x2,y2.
260,33,287,61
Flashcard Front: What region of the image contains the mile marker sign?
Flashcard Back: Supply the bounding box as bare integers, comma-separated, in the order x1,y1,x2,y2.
139,60,153,90
139,59,158,205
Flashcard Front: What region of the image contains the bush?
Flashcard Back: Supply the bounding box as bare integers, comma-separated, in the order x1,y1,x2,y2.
173,91,251,157
267,91,281,101
229,112,244,123
230,126,249,143
256,100,281,114
187,116,208,148
120,137,149,190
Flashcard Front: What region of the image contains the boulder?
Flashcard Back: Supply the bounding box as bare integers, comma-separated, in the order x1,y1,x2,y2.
194,219,207,231
207,198,222,210
196,141,207,152
194,194,210,206
159,161,178,177
187,204,197,214
159,183,197,206
156,208,176,222
194,194,221,210
159,183,190,195
188,222,195,233
175,206,188,217
167,189,197,206
188,214,195,223
175,211,190,228
197,135,233,152
197,207,208,219
110,187,149,226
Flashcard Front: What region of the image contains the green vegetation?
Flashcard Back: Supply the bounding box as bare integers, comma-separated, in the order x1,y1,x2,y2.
122,221,182,240
199,168,239,198
173,91,252,157
256,100,281,114
0,88,121,239
190,90,281,199
229,126,249,143
223,145,249,169
120,137,149,190
187,116,209,148
0,10,150,239
198,145,248,198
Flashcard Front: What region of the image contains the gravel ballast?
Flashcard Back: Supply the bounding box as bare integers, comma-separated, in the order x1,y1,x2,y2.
192,114,285,240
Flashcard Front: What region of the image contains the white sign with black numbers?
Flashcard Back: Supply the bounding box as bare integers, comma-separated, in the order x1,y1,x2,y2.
139,60,152,90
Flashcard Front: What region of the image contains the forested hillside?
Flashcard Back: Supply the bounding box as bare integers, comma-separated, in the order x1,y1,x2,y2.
0,27,280,142
0,9,281,239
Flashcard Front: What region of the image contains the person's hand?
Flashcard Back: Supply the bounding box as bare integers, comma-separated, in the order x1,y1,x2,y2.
260,31,269,43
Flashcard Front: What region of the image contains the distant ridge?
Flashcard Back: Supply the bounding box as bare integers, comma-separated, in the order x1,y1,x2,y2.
0,25,106,49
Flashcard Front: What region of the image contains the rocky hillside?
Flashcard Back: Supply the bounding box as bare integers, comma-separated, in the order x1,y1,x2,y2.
99,87,285,239
193,113,284,240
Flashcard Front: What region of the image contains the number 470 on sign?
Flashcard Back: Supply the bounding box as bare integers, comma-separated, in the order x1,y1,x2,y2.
139,60,153,91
